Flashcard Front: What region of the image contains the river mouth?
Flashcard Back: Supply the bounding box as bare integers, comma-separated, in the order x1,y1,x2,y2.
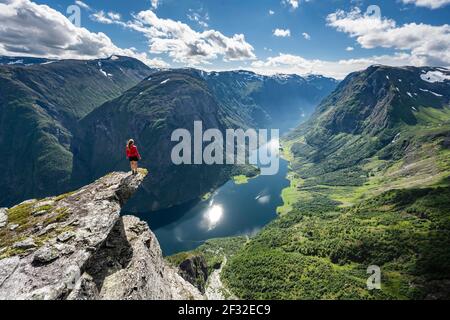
131,140,289,256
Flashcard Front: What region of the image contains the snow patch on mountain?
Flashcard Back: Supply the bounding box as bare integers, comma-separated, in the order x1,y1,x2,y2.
420,88,443,97
420,70,450,83
7,59,24,65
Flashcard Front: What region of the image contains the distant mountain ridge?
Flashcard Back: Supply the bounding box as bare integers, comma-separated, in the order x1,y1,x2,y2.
0,56,53,66
198,69,338,130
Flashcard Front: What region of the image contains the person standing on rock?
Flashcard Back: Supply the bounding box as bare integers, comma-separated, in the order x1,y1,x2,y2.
126,139,141,175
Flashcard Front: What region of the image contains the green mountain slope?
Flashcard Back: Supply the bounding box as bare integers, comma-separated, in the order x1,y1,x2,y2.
0,56,153,206
216,65,450,299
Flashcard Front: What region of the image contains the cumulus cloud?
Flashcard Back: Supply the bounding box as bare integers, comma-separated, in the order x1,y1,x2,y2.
401,0,450,9
302,32,311,40
274,28,291,37
250,52,417,79
0,0,168,68
346,46,354,51
97,9,255,65
327,7,450,66
269,10,275,15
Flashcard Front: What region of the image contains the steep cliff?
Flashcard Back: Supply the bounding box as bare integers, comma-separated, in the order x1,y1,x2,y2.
0,170,202,300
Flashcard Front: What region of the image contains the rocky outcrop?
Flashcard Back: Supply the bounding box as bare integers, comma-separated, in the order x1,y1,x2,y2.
178,256,208,294
0,171,202,300
67,215,202,300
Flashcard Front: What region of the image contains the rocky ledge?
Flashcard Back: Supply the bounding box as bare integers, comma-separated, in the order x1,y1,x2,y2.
0,170,202,300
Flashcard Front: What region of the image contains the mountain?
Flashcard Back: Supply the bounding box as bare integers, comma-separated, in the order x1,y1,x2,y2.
71,69,240,211
0,58,337,209
0,170,202,300
70,68,338,211
288,65,450,187
195,65,450,299
0,56,153,207
199,70,338,131
0,56,53,66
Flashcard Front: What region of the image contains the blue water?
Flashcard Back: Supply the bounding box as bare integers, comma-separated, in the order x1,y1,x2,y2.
133,142,289,256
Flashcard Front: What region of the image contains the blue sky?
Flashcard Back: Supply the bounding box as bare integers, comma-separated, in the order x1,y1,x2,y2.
1,0,450,78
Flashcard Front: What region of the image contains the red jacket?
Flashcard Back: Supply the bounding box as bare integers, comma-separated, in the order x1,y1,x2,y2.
126,145,141,159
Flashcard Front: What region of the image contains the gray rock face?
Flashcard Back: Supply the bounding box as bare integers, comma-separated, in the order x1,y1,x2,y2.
178,255,209,294
68,216,203,300
0,208,7,228
0,171,202,300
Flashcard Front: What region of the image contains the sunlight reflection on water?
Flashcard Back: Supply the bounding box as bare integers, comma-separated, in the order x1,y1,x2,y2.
201,204,224,231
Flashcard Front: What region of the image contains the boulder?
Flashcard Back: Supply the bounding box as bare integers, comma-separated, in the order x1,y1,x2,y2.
33,246,60,265
13,238,37,250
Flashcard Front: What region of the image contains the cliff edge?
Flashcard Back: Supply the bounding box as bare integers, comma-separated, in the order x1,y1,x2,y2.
0,170,202,300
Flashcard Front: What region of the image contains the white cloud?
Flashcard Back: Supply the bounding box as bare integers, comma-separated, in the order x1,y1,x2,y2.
346,46,354,51
107,11,121,21
327,7,450,66
284,0,299,10
250,52,418,79
126,10,255,64
269,10,275,15
274,28,291,37
90,8,256,65
187,8,209,28
0,0,168,68
401,0,450,9
151,0,159,9
91,11,123,24
283,0,311,10
75,1,90,10
302,32,311,40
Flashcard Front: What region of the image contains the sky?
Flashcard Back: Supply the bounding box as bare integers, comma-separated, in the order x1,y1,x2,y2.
0,0,449,79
